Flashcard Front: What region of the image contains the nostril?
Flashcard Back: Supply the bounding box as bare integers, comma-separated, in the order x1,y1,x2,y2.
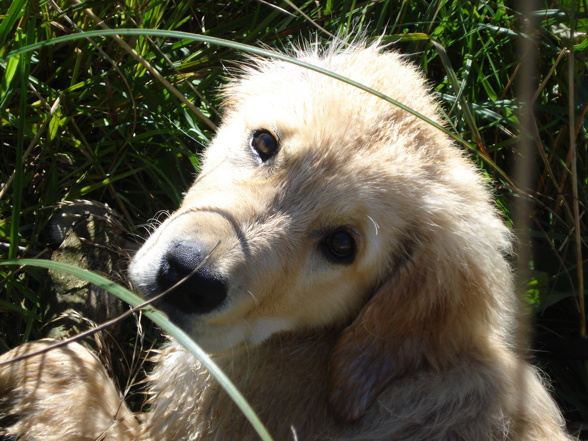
156,242,227,314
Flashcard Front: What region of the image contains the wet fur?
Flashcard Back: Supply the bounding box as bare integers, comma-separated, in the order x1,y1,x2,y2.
0,42,574,440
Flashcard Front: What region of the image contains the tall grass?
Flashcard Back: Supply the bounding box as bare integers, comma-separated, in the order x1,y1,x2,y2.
0,0,586,434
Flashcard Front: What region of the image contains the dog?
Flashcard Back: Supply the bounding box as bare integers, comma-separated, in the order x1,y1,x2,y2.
0,41,573,441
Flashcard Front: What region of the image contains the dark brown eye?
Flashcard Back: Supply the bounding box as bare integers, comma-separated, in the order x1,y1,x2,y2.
251,130,279,162
322,229,356,264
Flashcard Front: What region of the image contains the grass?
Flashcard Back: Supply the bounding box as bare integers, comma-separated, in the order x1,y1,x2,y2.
0,258,274,441
0,0,586,436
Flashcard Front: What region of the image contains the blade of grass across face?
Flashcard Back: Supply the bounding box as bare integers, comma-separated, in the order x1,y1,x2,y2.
0,27,515,190
0,258,275,441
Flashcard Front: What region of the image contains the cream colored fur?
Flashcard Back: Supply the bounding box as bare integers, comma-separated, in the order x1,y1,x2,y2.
0,42,574,440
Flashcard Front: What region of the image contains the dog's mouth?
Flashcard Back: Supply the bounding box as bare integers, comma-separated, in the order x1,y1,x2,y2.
156,266,228,315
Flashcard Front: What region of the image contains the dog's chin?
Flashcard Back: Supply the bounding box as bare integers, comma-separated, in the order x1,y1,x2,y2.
161,306,295,355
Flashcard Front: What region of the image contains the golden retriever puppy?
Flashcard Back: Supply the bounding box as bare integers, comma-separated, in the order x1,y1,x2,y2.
0,42,574,441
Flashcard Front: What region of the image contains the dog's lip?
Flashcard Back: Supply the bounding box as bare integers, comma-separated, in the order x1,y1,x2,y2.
156,284,228,315
139,272,228,315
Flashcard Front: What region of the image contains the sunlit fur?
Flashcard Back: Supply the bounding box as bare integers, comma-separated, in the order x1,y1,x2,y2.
0,41,574,441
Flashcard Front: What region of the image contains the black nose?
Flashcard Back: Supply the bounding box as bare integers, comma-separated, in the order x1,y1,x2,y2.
156,241,227,314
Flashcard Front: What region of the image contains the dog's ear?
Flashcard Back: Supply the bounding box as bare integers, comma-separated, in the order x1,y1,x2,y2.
328,236,493,422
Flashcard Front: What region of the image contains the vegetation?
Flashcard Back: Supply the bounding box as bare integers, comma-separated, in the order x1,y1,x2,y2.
0,0,586,436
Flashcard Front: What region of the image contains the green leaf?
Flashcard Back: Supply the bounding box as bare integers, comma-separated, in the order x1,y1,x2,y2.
48,106,62,141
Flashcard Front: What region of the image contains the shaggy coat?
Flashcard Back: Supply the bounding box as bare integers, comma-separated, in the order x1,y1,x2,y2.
0,43,574,441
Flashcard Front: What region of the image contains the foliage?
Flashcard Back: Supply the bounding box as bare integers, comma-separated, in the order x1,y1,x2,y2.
0,0,586,435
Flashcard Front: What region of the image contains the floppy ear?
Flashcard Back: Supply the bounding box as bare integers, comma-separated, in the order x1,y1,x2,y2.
328,236,491,422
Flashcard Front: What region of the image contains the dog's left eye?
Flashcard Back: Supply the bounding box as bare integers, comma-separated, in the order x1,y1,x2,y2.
251,130,279,162
322,229,356,264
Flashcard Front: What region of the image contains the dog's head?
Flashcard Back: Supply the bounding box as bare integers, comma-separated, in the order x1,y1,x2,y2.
129,43,514,421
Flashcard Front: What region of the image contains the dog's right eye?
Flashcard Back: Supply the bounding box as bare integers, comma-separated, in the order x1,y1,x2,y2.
321,229,357,265
251,130,279,162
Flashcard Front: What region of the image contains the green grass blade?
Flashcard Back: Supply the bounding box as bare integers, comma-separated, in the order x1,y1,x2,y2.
0,0,27,51
0,258,274,441
9,24,32,261
0,28,516,187
0,29,466,147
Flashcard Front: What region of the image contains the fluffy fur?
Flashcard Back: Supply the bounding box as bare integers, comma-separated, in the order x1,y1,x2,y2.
0,42,574,441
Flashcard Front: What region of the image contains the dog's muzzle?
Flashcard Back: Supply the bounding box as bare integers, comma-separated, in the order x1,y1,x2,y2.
153,241,228,314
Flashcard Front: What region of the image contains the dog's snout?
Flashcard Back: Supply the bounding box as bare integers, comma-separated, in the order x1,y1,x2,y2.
156,241,227,314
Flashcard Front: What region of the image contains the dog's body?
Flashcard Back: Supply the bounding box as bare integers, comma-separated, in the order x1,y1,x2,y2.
143,333,567,441
0,42,573,440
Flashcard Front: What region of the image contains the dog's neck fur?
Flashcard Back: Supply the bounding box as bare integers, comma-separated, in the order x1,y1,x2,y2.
142,330,343,441
141,329,568,441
